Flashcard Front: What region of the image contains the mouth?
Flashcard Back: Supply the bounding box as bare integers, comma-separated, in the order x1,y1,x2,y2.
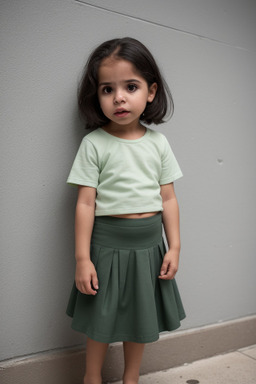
114,109,130,117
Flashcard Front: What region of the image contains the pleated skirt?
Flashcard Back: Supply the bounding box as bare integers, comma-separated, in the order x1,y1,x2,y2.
66,213,186,343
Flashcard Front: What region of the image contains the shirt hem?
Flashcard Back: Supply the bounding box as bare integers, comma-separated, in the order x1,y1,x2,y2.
95,206,163,216
67,179,98,188
160,172,183,185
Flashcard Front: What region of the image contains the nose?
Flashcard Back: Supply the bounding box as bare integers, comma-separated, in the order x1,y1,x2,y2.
114,89,126,104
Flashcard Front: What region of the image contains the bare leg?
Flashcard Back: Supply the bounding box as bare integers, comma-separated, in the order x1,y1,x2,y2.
122,342,145,384
84,337,109,384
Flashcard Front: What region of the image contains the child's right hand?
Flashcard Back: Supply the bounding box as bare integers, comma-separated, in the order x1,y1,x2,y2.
75,259,99,295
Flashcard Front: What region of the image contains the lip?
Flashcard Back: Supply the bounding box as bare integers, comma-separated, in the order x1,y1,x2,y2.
114,108,130,117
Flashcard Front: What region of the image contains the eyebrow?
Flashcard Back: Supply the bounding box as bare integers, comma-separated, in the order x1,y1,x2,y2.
98,79,142,86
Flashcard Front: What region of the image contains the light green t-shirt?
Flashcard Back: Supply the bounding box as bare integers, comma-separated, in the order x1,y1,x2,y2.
67,128,183,216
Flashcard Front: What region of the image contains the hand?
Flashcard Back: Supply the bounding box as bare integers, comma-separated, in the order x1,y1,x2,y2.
75,259,99,295
158,249,179,280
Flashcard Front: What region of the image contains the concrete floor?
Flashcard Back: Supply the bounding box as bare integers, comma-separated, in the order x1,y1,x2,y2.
112,345,256,384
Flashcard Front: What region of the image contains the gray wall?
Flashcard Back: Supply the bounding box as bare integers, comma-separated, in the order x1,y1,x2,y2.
1,0,256,361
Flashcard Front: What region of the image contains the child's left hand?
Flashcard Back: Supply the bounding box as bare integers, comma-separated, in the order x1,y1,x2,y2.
158,249,179,280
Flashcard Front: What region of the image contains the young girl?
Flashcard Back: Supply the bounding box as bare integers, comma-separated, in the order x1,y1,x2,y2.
66,37,185,384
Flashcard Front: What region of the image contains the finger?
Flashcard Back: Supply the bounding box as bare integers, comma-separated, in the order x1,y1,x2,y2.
159,272,174,280
169,267,178,280
85,280,98,295
76,280,97,295
75,281,84,293
159,265,177,280
76,282,88,295
91,273,99,291
159,261,170,277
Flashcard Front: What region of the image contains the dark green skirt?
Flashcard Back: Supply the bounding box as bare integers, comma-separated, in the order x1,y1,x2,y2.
66,213,185,343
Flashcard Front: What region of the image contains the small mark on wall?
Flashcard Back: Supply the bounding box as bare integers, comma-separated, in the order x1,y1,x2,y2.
217,158,224,165
186,380,200,384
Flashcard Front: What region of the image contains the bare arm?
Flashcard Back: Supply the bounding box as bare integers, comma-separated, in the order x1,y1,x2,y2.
159,183,181,280
75,186,98,295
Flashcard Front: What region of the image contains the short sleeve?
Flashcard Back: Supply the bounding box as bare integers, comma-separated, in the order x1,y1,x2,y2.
67,138,99,188
159,135,183,185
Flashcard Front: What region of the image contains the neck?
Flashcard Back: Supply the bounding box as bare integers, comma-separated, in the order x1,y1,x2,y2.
103,122,146,140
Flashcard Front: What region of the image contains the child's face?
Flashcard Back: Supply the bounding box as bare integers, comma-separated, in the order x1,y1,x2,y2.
97,58,157,129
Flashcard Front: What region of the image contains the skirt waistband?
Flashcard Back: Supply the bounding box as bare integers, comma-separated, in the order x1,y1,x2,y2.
91,213,163,250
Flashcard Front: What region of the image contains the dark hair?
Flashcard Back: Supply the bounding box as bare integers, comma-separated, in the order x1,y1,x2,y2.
78,37,174,129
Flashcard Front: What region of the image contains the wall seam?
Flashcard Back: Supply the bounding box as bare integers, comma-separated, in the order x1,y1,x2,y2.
74,0,251,52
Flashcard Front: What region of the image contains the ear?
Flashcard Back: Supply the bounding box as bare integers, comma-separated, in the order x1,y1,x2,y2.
147,82,157,103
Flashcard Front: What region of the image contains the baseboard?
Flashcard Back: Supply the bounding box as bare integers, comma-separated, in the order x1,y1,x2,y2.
1,315,256,384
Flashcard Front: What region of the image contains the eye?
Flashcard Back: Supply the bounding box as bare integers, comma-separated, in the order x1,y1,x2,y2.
127,83,138,92
102,86,113,94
